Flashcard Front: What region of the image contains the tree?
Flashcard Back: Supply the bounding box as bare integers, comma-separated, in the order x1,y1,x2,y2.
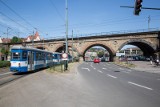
11,36,22,43
1,47,9,55
97,51,104,58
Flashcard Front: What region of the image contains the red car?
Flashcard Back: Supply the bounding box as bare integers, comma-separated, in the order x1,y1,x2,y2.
93,58,100,63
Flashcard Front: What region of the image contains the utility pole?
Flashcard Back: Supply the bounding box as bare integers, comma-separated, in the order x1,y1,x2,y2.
64,0,68,70
148,15,150,30
72,30,74,62
32,31,34,48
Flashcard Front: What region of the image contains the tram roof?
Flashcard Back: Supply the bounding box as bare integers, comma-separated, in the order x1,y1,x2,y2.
11,46,53,53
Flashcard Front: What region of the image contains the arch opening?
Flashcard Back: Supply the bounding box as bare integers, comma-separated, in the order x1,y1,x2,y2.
119,41,156,61
83,44,114,62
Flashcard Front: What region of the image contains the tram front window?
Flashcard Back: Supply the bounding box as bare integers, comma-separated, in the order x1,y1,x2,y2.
12,52,20,60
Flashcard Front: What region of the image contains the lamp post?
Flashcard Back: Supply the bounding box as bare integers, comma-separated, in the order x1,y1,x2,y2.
32,31,34,48
72,30,74,62
64,0,68,70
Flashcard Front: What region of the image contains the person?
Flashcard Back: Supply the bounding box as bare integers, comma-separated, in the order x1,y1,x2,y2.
150,56,153,65
156,58,159,66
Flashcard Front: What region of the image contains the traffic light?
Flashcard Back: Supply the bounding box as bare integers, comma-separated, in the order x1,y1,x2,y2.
134,0,143,15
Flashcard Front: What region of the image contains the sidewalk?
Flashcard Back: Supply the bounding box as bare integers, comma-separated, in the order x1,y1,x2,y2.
131,61,160,74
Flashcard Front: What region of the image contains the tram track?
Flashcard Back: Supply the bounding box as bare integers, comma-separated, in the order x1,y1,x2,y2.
0,68,29,87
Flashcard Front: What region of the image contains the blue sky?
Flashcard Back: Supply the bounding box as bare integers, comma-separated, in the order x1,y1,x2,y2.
0,0,160,40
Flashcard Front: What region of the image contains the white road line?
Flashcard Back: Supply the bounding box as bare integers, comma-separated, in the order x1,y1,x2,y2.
119,68,124,70
128,81,153,91
127,69,132,72
97,70,103,73
102,68,107,69
90,63,96,69
0,72,13,76
82,68,90,72
121,71,130,74
107,74,117,79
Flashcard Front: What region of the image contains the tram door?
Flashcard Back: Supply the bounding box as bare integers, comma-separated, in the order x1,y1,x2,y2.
28,51,34,71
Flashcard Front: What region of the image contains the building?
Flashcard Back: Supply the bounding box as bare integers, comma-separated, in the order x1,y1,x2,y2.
85,52,97,61
119,47,144,61
25,31,41,42
120,47,143,56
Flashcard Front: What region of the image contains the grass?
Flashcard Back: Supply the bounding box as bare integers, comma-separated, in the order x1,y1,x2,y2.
46,62,77,74
0,61,10,68
113,61,136,68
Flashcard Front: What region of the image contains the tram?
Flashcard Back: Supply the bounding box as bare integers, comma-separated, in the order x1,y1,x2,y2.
53,52,62,64
10,46,53,73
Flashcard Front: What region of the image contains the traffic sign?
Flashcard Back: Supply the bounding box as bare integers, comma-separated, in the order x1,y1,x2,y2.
62,53,68,60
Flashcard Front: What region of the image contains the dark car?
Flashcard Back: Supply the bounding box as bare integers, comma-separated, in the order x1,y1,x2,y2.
93,58,100,63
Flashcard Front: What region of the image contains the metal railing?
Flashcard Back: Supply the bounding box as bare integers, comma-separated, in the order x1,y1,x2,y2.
44,28,160,41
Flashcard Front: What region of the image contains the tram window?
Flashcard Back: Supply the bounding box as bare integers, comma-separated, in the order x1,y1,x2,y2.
22,51,27,59
36,52,39,60
12,52,20,59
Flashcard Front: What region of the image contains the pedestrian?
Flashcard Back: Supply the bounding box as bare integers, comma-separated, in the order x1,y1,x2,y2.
150,56,153,65
156,58,159,66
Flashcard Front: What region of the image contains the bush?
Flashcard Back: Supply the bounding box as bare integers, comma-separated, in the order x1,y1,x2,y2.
73,57,79,62
0,61,10,68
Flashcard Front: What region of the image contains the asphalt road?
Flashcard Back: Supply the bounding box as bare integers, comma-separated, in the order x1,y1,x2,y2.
0,62,160,107
78,62,160,107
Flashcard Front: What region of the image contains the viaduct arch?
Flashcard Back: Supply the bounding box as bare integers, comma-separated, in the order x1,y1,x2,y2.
6,30,160,62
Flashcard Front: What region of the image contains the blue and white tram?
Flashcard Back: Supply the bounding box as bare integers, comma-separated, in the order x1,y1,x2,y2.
52,52,62,64
10,46,53,73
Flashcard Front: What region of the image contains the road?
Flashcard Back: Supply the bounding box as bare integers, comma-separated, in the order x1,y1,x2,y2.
0,62,160,107
78,62,160,107
0,68,31,87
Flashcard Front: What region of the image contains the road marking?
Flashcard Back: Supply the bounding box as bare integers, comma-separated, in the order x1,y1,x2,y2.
82,68,90,72
121,71,130,74
128,81,153,90
107,74,117,79
0,72,13,76
97,70,103,73
102,68,107,69
119,68,124,70
127,69,132,72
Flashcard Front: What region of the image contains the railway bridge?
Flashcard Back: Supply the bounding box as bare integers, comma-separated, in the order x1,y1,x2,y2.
5,30,160,61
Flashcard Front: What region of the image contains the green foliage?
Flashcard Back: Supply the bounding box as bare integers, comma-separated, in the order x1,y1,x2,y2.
0,47,9,55
0,61,10,68
11,36,22,43
97,51,104,57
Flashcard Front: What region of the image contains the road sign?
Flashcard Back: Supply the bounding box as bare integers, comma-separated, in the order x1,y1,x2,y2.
62,53,68,60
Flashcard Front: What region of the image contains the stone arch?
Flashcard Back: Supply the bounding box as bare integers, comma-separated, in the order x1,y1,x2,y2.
118,39,156,57
82,43,115,61
35,45,49,51
54,44,80,55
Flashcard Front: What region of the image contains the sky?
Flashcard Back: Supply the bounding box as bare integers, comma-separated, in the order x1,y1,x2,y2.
0,0,160,40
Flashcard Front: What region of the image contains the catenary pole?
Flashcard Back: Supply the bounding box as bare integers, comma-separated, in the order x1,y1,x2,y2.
65,0,68,70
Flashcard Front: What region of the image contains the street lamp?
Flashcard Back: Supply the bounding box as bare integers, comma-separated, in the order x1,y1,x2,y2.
64,0,68,70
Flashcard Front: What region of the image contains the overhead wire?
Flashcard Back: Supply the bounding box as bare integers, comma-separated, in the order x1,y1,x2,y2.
0,12,31,31
0,0,36,30
49,0,65,23
0,0,47,36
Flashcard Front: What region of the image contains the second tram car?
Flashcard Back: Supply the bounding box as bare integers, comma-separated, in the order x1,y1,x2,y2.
53,52,62,64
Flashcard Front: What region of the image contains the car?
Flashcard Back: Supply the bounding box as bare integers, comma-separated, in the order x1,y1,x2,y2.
93,58,100,63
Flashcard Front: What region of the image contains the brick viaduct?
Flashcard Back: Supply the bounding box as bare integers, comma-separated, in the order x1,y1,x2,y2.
3,30,160,61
